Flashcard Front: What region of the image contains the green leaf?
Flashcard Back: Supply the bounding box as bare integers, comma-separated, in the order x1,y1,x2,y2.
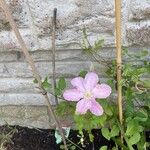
71,146,76,150
93,39,104,52
42,77,51,90
96,114,107,127
89,133,94,142
58,77,66,90
125,119,138,136
60,145,65,149
79,70,88,78
142,80,150,88
125,119,143,137
141,50,148,57
98,100,113,116
99,146,107,150
134,109,148,122
110,125,120,137
101,127,110,140
54,88,62,96
33,78,38,83
128,133,141,145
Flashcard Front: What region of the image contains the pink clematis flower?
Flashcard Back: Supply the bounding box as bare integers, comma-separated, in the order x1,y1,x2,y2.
63,72,111,116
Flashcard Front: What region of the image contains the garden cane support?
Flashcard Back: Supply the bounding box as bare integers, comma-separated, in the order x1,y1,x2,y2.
0,0,68,149
115,0,123,137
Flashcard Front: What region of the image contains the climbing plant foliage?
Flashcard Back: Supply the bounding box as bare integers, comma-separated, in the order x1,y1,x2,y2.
33,30,150,150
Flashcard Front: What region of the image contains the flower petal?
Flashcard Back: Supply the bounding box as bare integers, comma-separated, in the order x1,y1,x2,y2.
71,77,85,92
63,89,83,101
84,72,99,90
90,101,103,116
92,84,111,99
76,99,92,114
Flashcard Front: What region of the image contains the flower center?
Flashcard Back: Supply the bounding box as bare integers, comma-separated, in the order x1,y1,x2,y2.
84,91,93,99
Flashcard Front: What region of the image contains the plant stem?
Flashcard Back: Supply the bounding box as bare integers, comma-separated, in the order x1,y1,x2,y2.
51,8,58,105
66,138,84,150
0,1,68,149
112,138,128,150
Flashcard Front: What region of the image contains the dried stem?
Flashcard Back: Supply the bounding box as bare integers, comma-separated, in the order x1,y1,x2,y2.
51,8,58,105
0,1,68,149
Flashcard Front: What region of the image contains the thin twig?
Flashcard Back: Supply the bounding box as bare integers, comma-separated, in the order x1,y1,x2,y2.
66,138,84,150
0,1,68,149
51,8,58,105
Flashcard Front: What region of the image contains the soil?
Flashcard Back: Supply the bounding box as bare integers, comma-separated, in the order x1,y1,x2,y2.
0,125,149,150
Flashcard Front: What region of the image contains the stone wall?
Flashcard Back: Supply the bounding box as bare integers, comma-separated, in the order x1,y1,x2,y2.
0,0,149,129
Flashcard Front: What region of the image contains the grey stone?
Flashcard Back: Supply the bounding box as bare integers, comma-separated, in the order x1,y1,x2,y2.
129,0,150,20
0,0,115,51
0,93,50,105
0,0,30,29
0,78,36,93
0,105,51,129
0,77,110,94
0,62,106,78
0,52,18,62
126,21,150,45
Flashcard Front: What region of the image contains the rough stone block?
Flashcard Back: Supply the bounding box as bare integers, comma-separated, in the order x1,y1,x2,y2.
0,52,18,62
0,77,109,94
0,0,115,51
0,93,50,105
0,61,106,78
129,0,150,20
0,29,40,51
0,0,30,29
126,21,150,45
0,105,51,129
0,78,35,93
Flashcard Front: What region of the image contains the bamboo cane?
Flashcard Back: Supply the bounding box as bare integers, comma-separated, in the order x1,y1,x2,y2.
0,1,68,149
115,0,123,125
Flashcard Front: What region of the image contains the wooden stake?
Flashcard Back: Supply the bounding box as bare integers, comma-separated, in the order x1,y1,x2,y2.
0,1,68,149
115,0,123,125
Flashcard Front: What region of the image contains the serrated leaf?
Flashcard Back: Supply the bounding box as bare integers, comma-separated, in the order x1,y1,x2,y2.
128,133,141,145
99,146,107,150
101,127,110,140
58,77,66,90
